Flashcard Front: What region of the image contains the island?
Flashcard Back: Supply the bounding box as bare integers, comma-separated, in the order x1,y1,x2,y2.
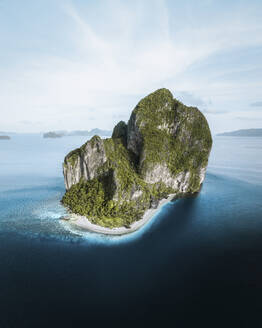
61,88,212,234
217,128,262,137
0,135,11,140
43,132,63,138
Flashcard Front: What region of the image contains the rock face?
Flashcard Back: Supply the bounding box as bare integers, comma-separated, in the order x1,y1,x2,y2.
62,88,212,228
63,136,107,190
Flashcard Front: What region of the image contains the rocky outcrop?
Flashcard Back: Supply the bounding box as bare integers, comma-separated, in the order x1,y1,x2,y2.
112,121,128,147
62,88,212,228
63,136,107,190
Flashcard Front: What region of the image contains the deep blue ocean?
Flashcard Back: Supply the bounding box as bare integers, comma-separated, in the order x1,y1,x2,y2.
0,134,262,327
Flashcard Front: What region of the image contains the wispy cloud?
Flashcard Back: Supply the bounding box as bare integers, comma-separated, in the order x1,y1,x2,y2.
175,91,208,108
202,109,229,115
0,0,262,132
236,116,262,121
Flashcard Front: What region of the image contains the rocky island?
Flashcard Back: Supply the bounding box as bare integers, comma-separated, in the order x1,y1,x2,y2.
61,88,212,234
0,135,11,140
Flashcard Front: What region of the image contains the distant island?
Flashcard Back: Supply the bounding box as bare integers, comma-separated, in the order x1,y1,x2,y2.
61,88,212,234
217,128,262,137
0,135,11,140
43,132,63,138
43,129,112,138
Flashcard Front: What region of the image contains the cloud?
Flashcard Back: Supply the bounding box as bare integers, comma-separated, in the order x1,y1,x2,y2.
250,101,262,107
1,1,262,132
175,91,208,107
19,120,43,126
202,109,228,115
175,91,230,115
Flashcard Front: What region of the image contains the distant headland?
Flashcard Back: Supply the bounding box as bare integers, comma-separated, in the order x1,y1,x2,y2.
217,128,262,137
43,129,112,138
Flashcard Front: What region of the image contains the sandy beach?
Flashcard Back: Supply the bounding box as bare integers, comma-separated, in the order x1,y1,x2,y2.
66,194,176,235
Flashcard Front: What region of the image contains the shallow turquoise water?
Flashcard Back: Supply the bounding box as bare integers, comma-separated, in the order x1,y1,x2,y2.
1,134,261,243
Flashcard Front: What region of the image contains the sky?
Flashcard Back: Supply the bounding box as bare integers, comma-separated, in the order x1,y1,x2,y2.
0,0,262,134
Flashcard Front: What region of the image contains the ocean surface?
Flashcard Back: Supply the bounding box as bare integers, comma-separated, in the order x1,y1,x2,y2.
0,134,262,327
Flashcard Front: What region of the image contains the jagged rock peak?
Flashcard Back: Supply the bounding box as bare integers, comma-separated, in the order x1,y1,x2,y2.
112,121,127,146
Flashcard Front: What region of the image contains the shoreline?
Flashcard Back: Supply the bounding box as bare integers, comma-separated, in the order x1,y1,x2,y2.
65,194,176,235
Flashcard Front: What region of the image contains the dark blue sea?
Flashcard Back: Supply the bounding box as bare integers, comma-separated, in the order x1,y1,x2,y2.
0,134,262,327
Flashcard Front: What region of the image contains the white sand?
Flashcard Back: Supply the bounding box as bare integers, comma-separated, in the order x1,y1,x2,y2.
67,194,176,235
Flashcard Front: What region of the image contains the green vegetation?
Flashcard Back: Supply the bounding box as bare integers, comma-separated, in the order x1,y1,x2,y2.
62,137,176,227
62,88,212,228
66,148,81,167
62,177,143,228
64,139,90,167
112,121,128,146
131,89,212,192
62,179,175,228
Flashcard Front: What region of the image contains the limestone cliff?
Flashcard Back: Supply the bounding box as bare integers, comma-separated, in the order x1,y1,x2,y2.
62,88,212,228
